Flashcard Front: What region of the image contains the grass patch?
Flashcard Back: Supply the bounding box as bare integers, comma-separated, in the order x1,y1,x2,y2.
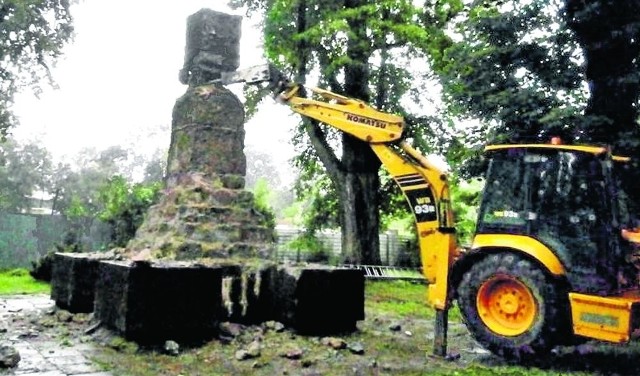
365,280,461,320
0,268,50,295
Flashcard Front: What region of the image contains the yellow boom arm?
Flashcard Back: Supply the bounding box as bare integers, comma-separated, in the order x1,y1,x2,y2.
278,84,460,310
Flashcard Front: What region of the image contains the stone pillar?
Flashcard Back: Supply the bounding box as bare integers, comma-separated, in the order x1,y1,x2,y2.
126,9,274,260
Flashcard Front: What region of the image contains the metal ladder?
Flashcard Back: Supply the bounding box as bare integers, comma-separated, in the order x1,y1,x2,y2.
341,265,425,281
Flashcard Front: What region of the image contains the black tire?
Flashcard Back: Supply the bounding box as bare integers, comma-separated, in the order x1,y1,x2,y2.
457,252,569,361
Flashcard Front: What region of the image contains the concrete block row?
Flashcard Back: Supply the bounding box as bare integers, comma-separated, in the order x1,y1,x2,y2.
51,253,365,343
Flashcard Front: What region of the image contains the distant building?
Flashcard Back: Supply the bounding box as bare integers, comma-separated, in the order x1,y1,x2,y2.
25,190,58,215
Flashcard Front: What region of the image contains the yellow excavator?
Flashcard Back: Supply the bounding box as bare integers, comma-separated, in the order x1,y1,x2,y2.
217,64,640,359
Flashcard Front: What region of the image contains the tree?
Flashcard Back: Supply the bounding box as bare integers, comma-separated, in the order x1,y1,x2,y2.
98,175,161,247
564,0,640,210
245,147,282,189
564,0,640,154
430,0,640,205
0,0,73,138
233,0,457,264
0,139,52,212
434,1,584,150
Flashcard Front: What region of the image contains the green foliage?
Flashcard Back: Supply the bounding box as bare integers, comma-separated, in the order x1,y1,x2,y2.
51,146,163,250
98,175,162,247
0,268,50,295
0,139,52,213
65,196,88,218
286,232,333,263
434,0,585,147
296,174,340,234
450,178,483,246
250,177,276,230
0,0,73,137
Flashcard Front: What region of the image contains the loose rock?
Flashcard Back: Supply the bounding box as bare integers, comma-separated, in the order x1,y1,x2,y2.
0,344,20,368
280,346,304,360
389,323,401,332
320,337,346,350
264,320,285,333
347,342,365,355
235,350,251,361
219,322,244,338
246,340,261,358
56,310,73,323
236,340,262,361
164,340,180,356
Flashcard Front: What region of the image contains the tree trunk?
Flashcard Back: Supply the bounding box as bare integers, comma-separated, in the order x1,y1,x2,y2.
339,136,382,264
338,0,381,265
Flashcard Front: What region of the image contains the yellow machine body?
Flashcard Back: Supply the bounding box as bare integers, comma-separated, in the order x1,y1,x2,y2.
569,292,640,343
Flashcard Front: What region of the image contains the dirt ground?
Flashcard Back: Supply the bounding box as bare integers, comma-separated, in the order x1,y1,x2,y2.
4,292,640,375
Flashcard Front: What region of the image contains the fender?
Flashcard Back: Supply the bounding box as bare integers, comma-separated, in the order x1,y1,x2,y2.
471,234,566,276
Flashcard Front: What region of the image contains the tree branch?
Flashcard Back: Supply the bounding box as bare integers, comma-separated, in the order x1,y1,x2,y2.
294,0,344,185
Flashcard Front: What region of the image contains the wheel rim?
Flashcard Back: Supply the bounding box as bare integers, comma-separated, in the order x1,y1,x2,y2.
476,275,537,336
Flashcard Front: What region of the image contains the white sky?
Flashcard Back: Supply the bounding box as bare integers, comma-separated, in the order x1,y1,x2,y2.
12,0,296,172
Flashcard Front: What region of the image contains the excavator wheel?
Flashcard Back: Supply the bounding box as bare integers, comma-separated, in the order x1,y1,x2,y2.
457,252,569,360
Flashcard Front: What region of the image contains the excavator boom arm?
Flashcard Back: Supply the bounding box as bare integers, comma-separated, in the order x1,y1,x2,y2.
281,85,404,143
275,81,459,310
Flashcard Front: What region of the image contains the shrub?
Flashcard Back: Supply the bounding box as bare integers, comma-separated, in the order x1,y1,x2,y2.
286,233,333,263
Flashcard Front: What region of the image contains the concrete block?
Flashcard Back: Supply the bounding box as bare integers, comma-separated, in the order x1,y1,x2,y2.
94,260,223,343
220,264,365,334
51,253,106,313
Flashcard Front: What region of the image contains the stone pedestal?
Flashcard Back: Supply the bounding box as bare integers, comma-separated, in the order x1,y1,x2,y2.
52,254,365,342
51,253,111,313
94,260,223,343
220,264,365,333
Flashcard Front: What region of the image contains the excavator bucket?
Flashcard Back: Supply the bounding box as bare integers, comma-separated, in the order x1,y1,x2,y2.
220,64,271,85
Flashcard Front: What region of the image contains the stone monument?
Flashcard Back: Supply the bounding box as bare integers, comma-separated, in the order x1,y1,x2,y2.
51,9,364,344
126,9,274,260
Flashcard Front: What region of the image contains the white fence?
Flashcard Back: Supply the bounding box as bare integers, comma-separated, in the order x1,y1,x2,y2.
273,226,417,266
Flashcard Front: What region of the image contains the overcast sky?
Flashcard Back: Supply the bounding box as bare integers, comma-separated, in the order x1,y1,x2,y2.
12,0,295,167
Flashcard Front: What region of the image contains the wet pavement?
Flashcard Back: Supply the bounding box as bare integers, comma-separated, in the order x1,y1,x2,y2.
0,295,111,376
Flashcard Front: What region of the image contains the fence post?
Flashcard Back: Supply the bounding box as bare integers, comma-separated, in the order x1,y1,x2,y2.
385,232,390,266
387,230,398,266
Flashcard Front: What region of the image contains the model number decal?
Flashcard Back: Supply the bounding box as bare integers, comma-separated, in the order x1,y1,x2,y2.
414,204,435,214
414,197,435,215
580,312,619,327
405,189,437,223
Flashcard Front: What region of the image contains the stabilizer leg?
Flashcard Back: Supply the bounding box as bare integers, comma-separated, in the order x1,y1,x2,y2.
433,308,448,357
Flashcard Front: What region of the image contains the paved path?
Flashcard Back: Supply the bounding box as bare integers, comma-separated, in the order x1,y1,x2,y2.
0,295,111,376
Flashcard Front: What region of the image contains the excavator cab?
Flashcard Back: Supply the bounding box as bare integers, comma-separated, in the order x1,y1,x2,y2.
477,145,636,293
456,143,640,359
